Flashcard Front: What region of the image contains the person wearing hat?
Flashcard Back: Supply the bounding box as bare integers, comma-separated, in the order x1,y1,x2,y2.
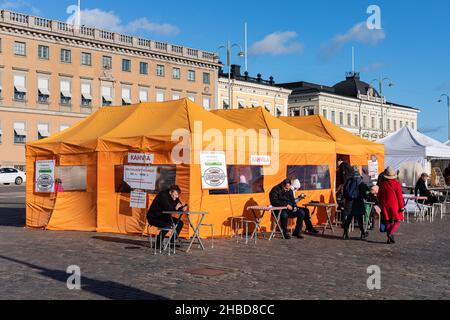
415,173,438,206
378,167,405,244
342,166,370,240
289,179,319,234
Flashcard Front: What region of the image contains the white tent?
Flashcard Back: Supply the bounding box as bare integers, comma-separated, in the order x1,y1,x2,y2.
377,127,450,186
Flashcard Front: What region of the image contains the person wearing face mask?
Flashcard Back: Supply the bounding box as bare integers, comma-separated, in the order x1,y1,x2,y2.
289,179,319,234
147,185,187,248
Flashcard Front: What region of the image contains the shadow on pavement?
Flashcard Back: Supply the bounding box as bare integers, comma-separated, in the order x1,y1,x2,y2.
0,255,169,300
93,236,150,248
0,208,25,227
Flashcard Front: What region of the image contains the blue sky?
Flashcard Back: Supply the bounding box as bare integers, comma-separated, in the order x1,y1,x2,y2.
2,0,449,141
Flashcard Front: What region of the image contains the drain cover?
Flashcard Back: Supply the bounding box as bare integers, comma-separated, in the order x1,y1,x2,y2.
186,268,228,276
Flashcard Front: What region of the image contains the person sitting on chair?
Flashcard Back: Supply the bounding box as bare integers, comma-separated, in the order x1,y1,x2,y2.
147,185,187,248
415,173,438,206
290,179,319,234
269,179,305,239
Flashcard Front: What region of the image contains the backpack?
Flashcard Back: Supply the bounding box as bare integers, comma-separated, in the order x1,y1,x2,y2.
344,178,360,201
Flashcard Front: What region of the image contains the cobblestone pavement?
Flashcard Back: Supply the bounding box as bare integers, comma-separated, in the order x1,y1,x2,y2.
1,186,449,300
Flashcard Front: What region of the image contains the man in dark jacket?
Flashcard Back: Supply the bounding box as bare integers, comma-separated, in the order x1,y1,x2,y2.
415,173,438,205
269,179,304,239
147,185,186,247
343,166,369,240
337,158,353,187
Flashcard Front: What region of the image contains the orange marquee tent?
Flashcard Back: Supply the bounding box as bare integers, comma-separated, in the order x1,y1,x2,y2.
280,115,385,174
26,100,339,237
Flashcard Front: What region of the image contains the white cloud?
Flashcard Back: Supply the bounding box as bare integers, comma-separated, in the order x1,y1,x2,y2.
321,22,385,60
249,31,303,56
79,8,180,36
0,0,40,15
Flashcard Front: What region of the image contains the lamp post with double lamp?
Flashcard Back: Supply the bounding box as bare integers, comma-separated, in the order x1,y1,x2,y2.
438,94,450,141
370,76,394,138
216,41,245,109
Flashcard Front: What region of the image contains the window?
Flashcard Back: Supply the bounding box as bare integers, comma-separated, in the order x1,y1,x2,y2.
322,109,327,119
101,85,113,106
37,77,50,103
354,115,359,127
363,116,367,129
379,118,383,130
56,166,87,192
347,113,352,126
287,165,331,190
188,93,196,102
114,165,176,194
387,119,391,131
13,122,27,144
122,86,132,105
60,125,70,132
203,72,210,84
156,64,165,77
238,100,245,109
370,117,375,129
60,49,71,63
122,59,131,72
412,122,415,130
223,99,230,110
60,79,72,105
38,45,49,60
276,108,282,117
156,90,165,102
14,41,26,56
81,82,92,107
210,166,265,195
394,120,397,131
81,52,92,66
339,112,344,125
172,67,180,79
305,106,315,116
291,107,300,116
140,62,148,75
139,88,148,102
172,92,181,100
203,97,211,110
37,123,50,140
331,111,336,124
400,121,403,128
406,121,409,128
188,70,196,82
102,56,112,69
13,74,27,101
264,103,272,113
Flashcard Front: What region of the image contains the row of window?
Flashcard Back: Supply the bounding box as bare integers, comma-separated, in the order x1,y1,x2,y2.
222,99,283,116
0,74,211,108
0,122,70,145
5,40,211,84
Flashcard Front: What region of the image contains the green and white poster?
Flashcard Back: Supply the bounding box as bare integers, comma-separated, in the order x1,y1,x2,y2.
35,160,55,193
200,151,228,190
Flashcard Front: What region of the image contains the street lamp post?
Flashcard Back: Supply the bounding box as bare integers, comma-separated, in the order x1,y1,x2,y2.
371,76,394,138
438,94,450,141
217,41,244,109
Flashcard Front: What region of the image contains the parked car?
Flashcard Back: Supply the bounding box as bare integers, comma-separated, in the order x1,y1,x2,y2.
0,167,27,185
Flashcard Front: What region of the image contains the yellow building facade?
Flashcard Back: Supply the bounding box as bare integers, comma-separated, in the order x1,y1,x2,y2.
0,9,220,169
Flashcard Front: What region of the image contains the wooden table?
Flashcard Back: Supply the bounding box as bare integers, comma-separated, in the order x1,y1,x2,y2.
303,203,337,235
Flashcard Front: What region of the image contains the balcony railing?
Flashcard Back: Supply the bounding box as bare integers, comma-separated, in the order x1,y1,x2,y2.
0,9,219,64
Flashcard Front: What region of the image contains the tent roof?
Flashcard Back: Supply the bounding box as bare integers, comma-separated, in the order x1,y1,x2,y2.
27,99,251,154
377,126,450,159
212,108,335,153
279,115,384,156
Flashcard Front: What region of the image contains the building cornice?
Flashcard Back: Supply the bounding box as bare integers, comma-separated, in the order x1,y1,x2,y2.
0,9,222,70
218,78,292,95
0,106,89,118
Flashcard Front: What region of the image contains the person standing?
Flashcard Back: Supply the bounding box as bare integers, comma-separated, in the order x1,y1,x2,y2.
378,167,405,244
342,166,370,240
269,179,305,239
337,158,353,223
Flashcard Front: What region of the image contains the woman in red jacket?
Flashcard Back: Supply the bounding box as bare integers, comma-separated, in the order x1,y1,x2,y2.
378,167,405,244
